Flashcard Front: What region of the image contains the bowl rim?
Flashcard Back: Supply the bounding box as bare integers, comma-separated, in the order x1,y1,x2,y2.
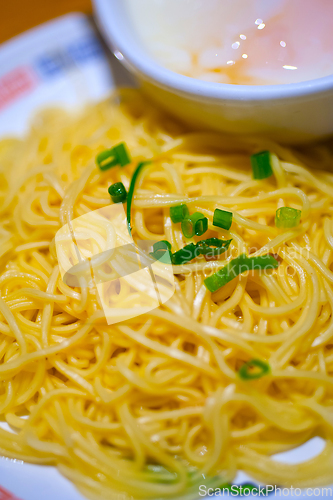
93,0,333,102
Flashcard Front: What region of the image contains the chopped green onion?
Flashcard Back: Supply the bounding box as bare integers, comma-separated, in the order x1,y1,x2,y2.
113,143,131,167
251,150,273,180
96,142,131,171
108,182,127,203
239,359,271,380
150,241,172,262
237,484,259,494
181,212,208,238
218,483,259,494
249,254,280,271
181,219,195,239
218,484,233,493
275,207,301,229
204,253,279,293
170,204,189,223
204,253,248,293
194,215,208,236
127,161,150,235
153,241,172,252
171,238,232,265
96,149,118,171
171,243,197,265
150,249,172,263
196,237,232,257
213,209,233,230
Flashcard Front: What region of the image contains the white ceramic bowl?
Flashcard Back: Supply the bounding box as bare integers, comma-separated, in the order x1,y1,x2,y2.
93,0,333,144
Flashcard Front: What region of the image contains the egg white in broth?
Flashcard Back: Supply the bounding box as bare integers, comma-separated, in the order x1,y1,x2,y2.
125,0,333,85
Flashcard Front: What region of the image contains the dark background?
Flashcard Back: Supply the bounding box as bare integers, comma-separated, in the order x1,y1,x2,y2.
1,0,92,43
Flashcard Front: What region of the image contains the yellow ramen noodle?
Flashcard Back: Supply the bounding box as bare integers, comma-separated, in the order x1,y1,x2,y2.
0,90,333,500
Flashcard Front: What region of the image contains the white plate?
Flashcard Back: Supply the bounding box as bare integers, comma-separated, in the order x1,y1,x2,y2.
0,13,330,500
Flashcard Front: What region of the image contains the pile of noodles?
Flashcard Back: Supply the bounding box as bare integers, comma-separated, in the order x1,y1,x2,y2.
0,89,333,500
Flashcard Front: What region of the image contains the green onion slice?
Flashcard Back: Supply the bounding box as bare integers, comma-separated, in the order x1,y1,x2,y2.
113,143,131,167
204,253,248,293
170,204,189,223
96,149,118,171
150,249,172,263
181,212,208,238
204,253,279,293
196,237,232,257
181,219,195,239
108,182,127,203
153,241,172,252
239,359,271,380
250,151,273,180
96,142,131,171
250,254,280,270
218,483,259,494
275,207,301,229
171,243,197,265
150,241,172,262
213,208,233,230
194,216,208,236
127,161,150,235
171,238,232,265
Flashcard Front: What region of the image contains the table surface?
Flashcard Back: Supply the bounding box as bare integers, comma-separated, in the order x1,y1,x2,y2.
0,0,92,44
